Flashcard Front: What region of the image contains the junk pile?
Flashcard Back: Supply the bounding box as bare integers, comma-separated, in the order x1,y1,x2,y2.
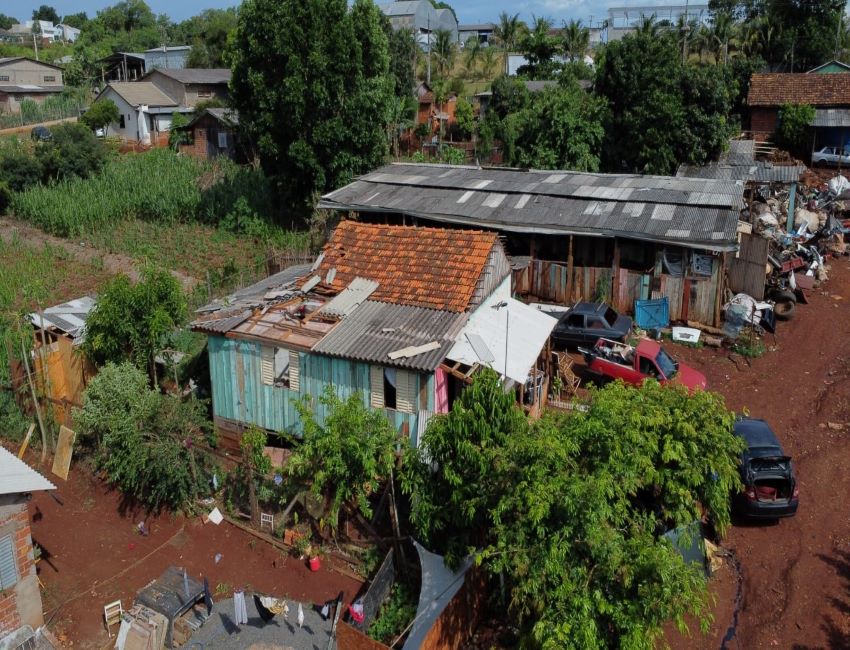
727,173,850,340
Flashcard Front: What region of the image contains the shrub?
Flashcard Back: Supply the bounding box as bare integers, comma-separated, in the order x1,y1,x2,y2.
36,123,108,183
74,362,216,511
0,142,42,192
776,103,815,160
80,99,120,133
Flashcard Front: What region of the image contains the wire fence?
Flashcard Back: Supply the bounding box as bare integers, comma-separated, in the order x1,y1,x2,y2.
0,96,87,130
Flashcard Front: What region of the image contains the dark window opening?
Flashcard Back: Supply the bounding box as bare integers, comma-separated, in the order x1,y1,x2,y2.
573,238,614,267
639,357,658,377
383,369,397,410
566,313,584,327
619,239,657,272
43,75,56,82
119,114,125,128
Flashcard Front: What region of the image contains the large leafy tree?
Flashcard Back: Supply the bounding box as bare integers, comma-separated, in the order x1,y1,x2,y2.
80,99,120,134
386,26,417,97
403,372,744,647
32,5,59,23
174,8,237,68
0,14,17,30
230,0,393,222
82,267,186,384
596,27,736,174
518,16,560,79
289,387,399,531
75,362,215,511
501,83,606,171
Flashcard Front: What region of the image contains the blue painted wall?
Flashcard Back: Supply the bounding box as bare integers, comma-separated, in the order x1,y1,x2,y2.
207,336,431,444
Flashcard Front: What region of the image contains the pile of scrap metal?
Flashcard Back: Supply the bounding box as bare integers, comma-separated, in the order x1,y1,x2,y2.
736,173,850,332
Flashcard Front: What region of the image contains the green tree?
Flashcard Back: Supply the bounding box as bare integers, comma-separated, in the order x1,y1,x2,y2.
403,372,744,646
431,28,456,78
80,99,120,133
518,16,560,79
288,386,399,531
776,103,815,159
75,361,215,512
596,27,735,174
386,26,417,97
175,8,237,68
501,83,606,171
62,12,89,29
230,0,394,222
387,95,416,158
479,47,499,80
454,97,474,139
32,5,59,23
463,36,482,78
493,11,526,73
168,112,191,149
562,19,590,61
0,14,17,30
36,123,109,183
82,267,186,384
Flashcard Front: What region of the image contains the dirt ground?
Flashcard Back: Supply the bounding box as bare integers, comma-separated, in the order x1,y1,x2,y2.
663,255,850,649
11,452,363,649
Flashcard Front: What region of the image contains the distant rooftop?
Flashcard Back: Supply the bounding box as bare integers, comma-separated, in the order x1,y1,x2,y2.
145,67,231,85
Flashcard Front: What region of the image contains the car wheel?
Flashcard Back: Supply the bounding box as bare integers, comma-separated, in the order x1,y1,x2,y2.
774,300,796,321
768,288,797,304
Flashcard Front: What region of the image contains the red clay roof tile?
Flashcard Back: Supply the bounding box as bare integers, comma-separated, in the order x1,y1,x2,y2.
315,221,498,312
748,73,850,107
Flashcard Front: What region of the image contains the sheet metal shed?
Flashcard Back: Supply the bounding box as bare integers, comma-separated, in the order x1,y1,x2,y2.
319,163,744,252
0,446,55,496
135,566,207,646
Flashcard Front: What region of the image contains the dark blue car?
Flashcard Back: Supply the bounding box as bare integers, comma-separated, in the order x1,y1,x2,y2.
733,418,799,519
550,302,633,349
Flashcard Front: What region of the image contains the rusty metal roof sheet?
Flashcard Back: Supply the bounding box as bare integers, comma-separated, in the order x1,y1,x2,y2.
313,300,467,371
28,296,95,344
319,164,743,252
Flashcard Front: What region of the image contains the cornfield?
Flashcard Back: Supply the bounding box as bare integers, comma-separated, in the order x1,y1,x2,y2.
12,149,209,237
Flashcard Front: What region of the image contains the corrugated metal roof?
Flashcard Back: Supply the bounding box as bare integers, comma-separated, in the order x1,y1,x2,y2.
812,108,850,127
313,300,467,371
676,162,805,183
145,68,231,84
319,277,379,318
192,264,312,334
28,296,96,343
447,294,557,384
106,81,177,107
0,446,55,495
319,163,743,251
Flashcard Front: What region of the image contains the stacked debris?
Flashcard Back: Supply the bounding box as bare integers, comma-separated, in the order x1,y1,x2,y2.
729,173,850,340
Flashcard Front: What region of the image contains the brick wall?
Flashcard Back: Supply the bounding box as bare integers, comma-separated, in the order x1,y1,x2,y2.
179,126,209,160
751,107,778,140
0,500,42,636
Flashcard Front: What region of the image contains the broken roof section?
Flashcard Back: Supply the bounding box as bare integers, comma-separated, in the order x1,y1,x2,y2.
192,222,512,370
28,296,96,345
314,221,502,312
313,300,467,372
447,293,558,384
319,163,744,252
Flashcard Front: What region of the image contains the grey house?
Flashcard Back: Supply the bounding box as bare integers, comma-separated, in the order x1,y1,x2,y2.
380,1,457,49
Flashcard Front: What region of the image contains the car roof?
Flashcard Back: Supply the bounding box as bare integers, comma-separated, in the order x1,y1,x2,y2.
569,302,608,315
734,417,783,450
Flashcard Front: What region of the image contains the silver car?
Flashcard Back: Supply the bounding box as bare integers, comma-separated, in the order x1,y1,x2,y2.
812,146,850,166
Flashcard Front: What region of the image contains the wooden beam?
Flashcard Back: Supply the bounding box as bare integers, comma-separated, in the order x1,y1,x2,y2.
566,235,574,304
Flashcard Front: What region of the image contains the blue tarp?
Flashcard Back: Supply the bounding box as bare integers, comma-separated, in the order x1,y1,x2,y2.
634,297,670,330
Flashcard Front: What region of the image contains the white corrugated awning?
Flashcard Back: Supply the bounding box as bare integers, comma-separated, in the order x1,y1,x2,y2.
446,295,557,384
0,446,55,495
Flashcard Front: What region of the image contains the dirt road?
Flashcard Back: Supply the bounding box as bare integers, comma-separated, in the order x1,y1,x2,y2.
667,256,850,649
0,217,198,291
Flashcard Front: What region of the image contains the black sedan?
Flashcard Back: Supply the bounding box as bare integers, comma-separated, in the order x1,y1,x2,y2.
732,418,798,519
550,302,633,348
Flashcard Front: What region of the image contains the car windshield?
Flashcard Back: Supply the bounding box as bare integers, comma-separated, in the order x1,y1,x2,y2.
656,349,678,378
603,307,618,327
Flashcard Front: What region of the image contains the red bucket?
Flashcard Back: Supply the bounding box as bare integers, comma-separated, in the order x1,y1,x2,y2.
309,556,321,572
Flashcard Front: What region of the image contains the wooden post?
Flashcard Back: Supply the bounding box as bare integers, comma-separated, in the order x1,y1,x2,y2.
611,238,621,307
19,333,48,462
714,254,725,328
566,235,574,304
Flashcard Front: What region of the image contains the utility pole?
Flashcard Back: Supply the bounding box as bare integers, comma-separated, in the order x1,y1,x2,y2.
836,10,844,61
682,0,689,64
426,16,431,84
32,32,39,61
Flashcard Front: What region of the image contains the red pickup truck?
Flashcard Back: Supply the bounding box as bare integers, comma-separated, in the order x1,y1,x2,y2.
580,338,707,391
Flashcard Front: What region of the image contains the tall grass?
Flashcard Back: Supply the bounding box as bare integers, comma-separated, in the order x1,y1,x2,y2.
12,150,206,236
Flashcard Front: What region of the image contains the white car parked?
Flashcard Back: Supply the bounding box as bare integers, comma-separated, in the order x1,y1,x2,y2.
812,146,850,166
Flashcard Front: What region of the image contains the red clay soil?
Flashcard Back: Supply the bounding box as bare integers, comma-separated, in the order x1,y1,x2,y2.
664,255,850,649
10,454,363,649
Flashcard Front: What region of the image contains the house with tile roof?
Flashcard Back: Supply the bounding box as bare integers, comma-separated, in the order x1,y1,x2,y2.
320,162,747,324
747,72,850,149
191,221,557,448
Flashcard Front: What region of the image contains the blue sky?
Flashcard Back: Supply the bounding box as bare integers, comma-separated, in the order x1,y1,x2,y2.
8,0,692,28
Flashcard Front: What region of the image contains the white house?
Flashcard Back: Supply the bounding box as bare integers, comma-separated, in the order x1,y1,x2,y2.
95,82,189,144
57,24,81,42
9,21,62,42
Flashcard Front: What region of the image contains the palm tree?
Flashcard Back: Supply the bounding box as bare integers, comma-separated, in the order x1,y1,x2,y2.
387,96,416,159
710,11,739,64
635,16,660,39
562,19,590,61
432,28,456,78
494,11,525,73
480,47,499,80
464,36,482,79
